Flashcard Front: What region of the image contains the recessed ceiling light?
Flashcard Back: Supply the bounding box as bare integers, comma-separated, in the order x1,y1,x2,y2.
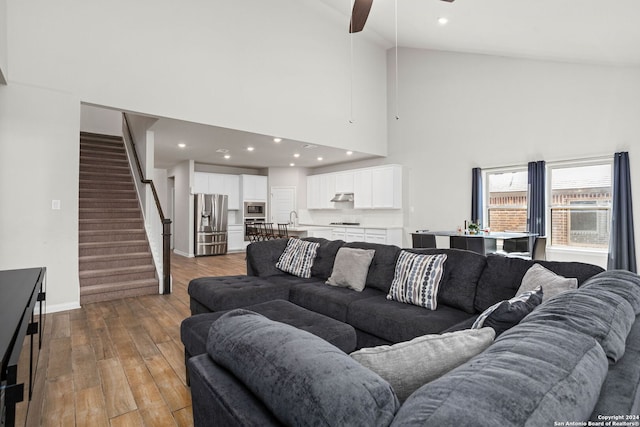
317,157,323,161
289,163,295,167
346,151,353,156
247,146,255,152
438,17,449,25
224,154,231,159
293,153,300,158
273,137,282,143
178,143,186,148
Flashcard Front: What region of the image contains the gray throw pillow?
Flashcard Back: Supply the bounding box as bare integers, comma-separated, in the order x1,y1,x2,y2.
326,247,376,292
516,263,577,302
350,327,495,403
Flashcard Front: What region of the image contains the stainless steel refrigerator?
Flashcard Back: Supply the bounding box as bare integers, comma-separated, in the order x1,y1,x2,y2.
194,193,228,256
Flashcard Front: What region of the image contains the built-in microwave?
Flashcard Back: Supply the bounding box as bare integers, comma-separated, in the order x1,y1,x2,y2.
244,201,266,218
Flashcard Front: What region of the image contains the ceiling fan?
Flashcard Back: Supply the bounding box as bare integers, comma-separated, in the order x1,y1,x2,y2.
349,0,455,33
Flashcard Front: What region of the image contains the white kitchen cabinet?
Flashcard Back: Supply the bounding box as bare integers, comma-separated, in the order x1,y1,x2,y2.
364,228,387,245
306,229,333,239
241,175,268,201
306,165,401,210
193,172,241,210
371,166,402,209
228,225,246,251
223,174,240,210
193,172,209,194
331,227,346,241
307,175,321,209
334,172,354,193
353,169,373,209
345,228,365,243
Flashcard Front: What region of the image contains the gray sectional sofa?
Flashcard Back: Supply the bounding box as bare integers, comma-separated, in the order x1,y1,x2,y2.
182,237,640,426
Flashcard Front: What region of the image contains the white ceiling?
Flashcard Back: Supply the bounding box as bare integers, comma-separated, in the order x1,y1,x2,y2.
154,0,640,170
322,0,640,66
152,118,375,170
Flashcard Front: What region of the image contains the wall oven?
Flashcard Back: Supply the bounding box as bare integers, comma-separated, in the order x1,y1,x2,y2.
244,201,266,218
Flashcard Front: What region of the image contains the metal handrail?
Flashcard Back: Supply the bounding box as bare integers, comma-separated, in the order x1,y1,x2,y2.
122,113,172,294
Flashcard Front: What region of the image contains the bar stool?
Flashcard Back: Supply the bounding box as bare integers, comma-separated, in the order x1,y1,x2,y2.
277,223,289,239
246,223,260,242
262,223,276,240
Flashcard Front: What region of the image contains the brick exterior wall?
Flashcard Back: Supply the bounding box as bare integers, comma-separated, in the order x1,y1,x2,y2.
488,187,611,248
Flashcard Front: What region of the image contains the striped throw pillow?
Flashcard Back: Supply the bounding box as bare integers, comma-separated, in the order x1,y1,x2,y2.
387,251,447,310
276,238,321,278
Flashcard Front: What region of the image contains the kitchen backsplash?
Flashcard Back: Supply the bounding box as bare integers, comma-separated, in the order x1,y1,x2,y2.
299,209,403,228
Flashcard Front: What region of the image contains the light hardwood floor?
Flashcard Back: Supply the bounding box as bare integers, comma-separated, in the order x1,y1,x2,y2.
31,252,247,427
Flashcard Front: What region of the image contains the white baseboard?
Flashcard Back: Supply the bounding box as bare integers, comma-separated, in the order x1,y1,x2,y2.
46,301,81,314
173,249,193,258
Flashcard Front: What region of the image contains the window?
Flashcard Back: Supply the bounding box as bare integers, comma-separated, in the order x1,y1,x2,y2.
485,169,528,232
549,162,612,249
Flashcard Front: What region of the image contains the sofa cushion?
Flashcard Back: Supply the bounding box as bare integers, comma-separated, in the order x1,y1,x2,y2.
304,237,345,280
351,327,495,403
472,286,543,336
326,247,376,292
347,295,474,343
408,248,486,314
207,310,399,427
521,287,636,363
289,281,383,322
246,239,289,277
392,324,609,426
344,242,401,293
181,299,357,358
187,275,290,313
516,263,577,302
474,255,604,312
590,315,640,420
276,238,320,278
580,269,640,314
387,252,447,310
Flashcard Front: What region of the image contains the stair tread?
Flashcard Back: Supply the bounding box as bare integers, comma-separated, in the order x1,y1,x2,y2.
80,240,148,248
79,218,143,223
80,279,158,295
80,252,151,262
79,264,155,278
80,229,147,235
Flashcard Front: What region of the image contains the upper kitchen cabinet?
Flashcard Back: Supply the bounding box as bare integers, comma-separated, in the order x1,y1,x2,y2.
307,165,402,210
334,171,354,193
307,174,335,209
193,172,240,210
241,175,268,201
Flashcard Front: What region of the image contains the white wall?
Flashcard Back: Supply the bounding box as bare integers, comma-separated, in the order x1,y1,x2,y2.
7,0,388,157
0,83,81,311
386,49,640,265
168,160,193,257
79,105,122,136
0,0,7,84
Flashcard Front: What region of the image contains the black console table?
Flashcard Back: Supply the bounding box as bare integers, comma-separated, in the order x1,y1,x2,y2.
1,268,46,427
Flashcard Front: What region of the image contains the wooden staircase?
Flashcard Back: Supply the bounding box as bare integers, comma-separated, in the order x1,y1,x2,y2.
79,132,159,304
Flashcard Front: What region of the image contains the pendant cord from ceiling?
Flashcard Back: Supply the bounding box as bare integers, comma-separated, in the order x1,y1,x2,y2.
395,0,399,120
349,0,355,124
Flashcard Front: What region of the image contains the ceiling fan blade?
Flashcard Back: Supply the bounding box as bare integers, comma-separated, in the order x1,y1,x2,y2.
441,0,455,2
349,0,373,33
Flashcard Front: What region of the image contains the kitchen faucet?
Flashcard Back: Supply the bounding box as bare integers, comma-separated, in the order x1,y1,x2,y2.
289,210,299,227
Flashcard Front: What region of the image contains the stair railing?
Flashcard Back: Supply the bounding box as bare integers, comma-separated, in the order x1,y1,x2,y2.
122,113,172,294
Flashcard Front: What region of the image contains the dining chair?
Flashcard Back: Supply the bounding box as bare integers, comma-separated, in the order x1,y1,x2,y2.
277,223,289,239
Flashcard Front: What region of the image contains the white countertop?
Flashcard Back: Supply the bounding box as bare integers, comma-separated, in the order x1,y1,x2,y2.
297,223,403,230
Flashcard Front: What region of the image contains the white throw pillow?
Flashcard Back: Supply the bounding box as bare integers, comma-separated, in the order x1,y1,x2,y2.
351,327,495,403
326,247,376,292
516,263,577,302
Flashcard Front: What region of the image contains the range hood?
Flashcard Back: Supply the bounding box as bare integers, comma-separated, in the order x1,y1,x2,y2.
330,192,354,202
